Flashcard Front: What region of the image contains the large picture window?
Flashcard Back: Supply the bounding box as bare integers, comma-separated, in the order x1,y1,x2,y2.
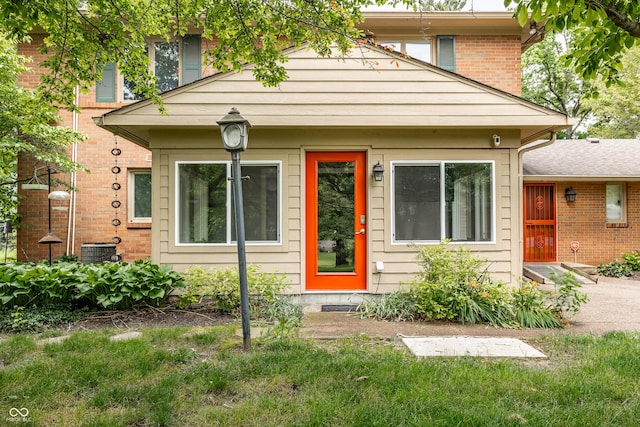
177,162,280,245
392,161,494,243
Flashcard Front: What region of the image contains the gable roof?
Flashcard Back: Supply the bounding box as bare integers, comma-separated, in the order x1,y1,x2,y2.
94,43,571,149
523,139,640,180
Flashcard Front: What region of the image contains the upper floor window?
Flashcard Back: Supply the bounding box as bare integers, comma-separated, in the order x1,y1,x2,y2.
97,35,201,103
392,161,494,244
606,183,626,223
379,36,455,71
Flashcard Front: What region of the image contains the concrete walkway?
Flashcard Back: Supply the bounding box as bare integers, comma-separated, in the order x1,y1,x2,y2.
300,276,640,341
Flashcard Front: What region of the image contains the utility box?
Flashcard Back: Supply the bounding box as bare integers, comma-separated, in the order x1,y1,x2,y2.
81,243,116,263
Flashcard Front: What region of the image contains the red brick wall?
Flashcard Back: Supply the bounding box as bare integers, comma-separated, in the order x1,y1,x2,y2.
17,35,153,263
455,35,522,95
556,182,640,265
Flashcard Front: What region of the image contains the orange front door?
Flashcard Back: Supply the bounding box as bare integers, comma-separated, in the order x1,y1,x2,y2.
305,152,367,291
524,183,556,262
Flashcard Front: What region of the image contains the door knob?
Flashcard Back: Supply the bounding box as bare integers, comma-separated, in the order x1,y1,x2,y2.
355,228,366,235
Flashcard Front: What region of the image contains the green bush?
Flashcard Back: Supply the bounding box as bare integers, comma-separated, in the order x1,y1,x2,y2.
0,303,85,333
622,250,640,271
360,241,586,329
179,265,302,326
597,259,634,277
0,260,184,310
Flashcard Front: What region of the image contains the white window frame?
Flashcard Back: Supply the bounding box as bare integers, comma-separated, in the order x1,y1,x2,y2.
128,169,152,223
379,39,433,63
606,183,627,224
175,160,282,246
390,160,496,245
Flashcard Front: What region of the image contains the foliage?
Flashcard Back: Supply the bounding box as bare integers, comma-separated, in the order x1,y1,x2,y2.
357,291,417,321
0,34,85,226
421,0,467,11
597,250,640,277
0,303,84,333
521,30,592,138
508,0,640,83
0,260,185,310
360,241,586,328
548,271,589,318
179,265,302,326
586,46,640,138
0,0,426,112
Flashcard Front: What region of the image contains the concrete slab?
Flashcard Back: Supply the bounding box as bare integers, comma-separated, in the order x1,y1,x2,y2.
110,331,142,342
400,335,547,358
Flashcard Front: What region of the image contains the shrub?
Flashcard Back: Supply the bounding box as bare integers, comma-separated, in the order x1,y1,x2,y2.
179,265,302,326
0,303,85,333
0,260,185,310
622,250,640,271
597,259,634,277
359,241,585,329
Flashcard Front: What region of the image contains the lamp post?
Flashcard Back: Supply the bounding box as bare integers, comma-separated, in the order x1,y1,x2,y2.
38,166,70,264
217,108,252,351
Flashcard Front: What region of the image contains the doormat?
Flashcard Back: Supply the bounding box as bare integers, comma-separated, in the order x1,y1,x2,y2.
400,336,547,358
321,304,359,312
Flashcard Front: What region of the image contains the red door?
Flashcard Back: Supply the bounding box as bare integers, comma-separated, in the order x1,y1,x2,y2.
524,184,556,262
305,152,367,291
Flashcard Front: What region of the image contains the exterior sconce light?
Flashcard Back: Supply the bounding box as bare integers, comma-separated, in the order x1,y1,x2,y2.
565,187,577,203
217,108,252,351
373,161,384,182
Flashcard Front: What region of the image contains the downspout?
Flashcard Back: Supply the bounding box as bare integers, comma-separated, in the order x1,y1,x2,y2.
517,132,557,272
67,86,79,256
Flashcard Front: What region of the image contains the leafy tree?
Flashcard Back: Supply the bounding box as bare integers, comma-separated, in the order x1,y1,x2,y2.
586,46,640,138
0,34,85,226
0,0,428,111
522,31,592,138
421,0,467,11
508,1,640,82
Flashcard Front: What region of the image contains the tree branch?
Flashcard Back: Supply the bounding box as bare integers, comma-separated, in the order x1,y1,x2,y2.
586,0,640,37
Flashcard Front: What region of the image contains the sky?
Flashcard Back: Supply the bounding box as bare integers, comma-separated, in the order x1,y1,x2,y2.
366,0,510,12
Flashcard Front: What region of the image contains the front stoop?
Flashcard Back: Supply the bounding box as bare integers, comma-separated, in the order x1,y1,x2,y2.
523,263,597,285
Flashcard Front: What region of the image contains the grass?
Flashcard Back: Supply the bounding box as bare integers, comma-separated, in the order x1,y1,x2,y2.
1,327,639,426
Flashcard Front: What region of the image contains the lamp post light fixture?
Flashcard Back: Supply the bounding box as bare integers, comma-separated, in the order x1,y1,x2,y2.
38,166,71,265
373,161,384,182
217,108,252,351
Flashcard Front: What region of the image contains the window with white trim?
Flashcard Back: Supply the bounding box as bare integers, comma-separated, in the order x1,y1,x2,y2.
98,35,201,102
380,40,432,63
176,161,280,244
129,170,152,222
392,161,494,243
606,183,626,223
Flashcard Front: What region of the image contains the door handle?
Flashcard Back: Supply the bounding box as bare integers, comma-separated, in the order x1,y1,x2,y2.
355,228,366,235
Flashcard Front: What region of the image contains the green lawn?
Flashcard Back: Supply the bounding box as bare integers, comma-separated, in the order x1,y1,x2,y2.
1,327,639,426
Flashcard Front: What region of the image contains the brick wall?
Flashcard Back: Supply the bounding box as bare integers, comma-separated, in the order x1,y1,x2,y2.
556,182,640,265
455,35,522,96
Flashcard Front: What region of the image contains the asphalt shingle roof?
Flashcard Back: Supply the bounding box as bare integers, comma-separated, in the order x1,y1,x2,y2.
522,139,640,178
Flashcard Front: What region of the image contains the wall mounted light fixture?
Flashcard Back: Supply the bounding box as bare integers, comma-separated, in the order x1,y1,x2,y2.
565,187,577,203
373,161,384,182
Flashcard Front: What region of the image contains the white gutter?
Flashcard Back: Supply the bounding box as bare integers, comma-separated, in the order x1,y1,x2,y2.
67,86,79,256
517,132,557,270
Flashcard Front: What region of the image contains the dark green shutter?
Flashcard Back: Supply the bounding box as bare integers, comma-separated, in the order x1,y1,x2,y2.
96,62,116,102
182,35,201,84
437,36,456,72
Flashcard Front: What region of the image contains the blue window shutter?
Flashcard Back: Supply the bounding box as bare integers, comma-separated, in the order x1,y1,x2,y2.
96,62,116,102
182,35,201,84
437,36,456,72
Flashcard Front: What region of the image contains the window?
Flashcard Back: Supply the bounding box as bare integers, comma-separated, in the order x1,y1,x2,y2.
129,170,152,222
176,162,280,245
97,35,201,102
437,35,456,72
392,161,493,243
606,183,626,223
380,40,432,63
